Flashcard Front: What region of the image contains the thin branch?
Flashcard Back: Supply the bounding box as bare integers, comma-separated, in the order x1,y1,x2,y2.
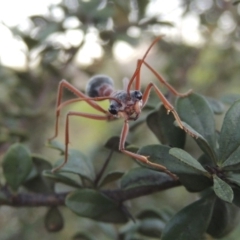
0,178,181,207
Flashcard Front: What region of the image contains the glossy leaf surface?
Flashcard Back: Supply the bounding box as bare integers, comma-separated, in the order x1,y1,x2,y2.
176,93,217,161
54,149,95,182
42,170,82,188
121,167,172,190
138,145,212,191
218,99,240,165
146,104,186,148
207,197,240,238
162,194,215,240
213,175,233,203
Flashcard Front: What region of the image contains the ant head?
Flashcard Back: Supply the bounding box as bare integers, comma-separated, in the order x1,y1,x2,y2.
108,101,120,115
130,90,142,101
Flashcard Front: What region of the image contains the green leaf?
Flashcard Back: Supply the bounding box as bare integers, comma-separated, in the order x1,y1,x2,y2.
176,93,217,161
226,172,240,187
42,170,82,188
221,145,240,168
205,96,225,114
146,104,186,148
176,93,216,147
135,209,170,238
44,207,64,232
213,175,233,203
24,155,54,193
207,197,240,238
162,194,215,240
46,140,65,154
2,143,32,191
121,167,172,190
54,149,95,182
137,218,165,238
65,189,128,223
218,99,240,165
98,171,124,187
221,93,240,105
169,148,208,173
138,145,212,191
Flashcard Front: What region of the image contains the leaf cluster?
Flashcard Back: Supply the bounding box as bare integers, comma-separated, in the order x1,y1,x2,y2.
1,93,240,239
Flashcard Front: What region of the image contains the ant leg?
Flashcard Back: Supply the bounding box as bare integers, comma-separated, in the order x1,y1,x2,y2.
49,80,109,141
119,120,178,179
127,36,164,93
51,111,111,173
142,60,192,97
142,83,197,138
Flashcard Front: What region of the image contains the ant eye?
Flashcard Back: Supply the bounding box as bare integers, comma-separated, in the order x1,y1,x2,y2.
108,104,118,115
134,91,142,100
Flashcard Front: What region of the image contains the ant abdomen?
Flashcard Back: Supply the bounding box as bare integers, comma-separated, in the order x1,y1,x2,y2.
86,75,114,97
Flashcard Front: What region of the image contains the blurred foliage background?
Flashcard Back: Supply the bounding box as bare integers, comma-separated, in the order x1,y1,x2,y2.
0,0,240,239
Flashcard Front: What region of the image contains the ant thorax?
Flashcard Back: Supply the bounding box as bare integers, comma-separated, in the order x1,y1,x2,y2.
109,90,143,120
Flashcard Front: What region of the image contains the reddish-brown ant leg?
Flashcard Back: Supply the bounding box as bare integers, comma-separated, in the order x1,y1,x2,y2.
127,36,164,93
119,120,178,179
142,83,196,138
142,60,192,97
135,60,142,90
51,111,111,173
129,59,192,97
49,80,109,141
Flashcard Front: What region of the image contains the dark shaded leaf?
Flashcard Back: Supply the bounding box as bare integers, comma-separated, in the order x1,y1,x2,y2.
121,167,172,190
66,189,128,223
233,0,240,5
2,143,32,191
0,191,8,204
233,187,240,208
207,197,240,238
72,232,95,240
226,172,240,187
162,194,215,240
105,136,130,152
98,171,124,187
198,153,215,168
45,207,64,232
54,149,95,182
146,104,186,148
138,145,212,191
218,99,240,165
136,209,163,220
42,170,82,188
24,155,54,193
176,93,217,161
213,175,233,203
105,136,120,152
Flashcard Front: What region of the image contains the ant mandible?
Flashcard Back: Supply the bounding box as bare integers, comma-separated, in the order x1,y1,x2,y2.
48,36,196,179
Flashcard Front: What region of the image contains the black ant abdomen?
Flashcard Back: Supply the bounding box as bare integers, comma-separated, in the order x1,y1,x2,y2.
86,75,114,98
